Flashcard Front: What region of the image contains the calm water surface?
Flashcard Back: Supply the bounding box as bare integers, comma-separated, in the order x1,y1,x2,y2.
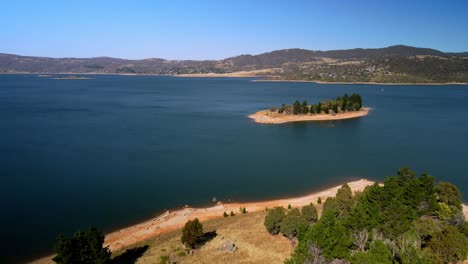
1,75,467,263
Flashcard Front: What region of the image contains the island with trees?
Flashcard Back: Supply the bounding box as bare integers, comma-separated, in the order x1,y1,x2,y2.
249,93,369,124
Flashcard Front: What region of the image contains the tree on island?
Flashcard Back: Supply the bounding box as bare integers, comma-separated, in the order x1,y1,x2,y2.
271,93,363,116
293,100,302,115
53,227,111,264
302,100,309,114
333,103,339,114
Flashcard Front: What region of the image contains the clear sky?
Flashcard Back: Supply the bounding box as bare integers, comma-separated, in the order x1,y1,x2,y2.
2,0,468,60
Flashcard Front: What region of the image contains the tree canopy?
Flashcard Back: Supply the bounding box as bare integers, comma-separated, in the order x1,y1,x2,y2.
181,218,204,249
275,93,362,115
53,227,111,264
284,168,467,264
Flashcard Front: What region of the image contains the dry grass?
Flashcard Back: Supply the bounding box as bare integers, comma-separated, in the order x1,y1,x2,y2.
113,211,294,264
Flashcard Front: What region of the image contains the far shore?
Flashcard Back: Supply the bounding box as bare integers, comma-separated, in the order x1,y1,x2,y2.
31,179,468,264
1,72,467,85
249,108,370,124
252,79,468,86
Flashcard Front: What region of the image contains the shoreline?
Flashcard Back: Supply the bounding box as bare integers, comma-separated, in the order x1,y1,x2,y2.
30,179,468,264
252,79,468,86
32,179,375,263
248,108,370,124
1,72,467,85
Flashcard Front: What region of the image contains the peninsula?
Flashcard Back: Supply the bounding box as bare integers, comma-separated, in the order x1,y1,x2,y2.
249,93,369,124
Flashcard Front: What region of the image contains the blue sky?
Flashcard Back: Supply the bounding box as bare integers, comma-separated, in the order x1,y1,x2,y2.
2,0,468,59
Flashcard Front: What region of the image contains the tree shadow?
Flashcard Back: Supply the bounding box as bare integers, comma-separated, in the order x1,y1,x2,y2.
194,230,217,248
111,245,149,264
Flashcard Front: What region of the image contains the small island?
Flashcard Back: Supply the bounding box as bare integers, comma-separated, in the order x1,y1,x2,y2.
52,75,92,80
249,93,369,124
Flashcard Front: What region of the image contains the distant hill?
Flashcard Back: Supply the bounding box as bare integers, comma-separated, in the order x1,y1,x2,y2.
1,45,468,83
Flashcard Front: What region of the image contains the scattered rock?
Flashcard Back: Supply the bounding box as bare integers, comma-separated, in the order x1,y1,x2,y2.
219,241,237,253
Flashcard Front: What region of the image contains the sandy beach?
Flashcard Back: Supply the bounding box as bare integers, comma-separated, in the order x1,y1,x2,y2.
31,178,468,263
248,108,370,124
32,179,373,263
103,179,375,252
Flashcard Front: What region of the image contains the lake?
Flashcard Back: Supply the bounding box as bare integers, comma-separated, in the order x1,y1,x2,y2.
1,74,467,263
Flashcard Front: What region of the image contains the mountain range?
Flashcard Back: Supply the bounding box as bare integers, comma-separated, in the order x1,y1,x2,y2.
1,45,468,83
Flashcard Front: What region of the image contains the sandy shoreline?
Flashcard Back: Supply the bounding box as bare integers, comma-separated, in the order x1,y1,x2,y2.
101,179,377,252
31,178,468,263
248,108,370,124
32,179,374,263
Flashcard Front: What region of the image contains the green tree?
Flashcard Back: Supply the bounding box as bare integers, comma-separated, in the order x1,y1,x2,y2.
317,102,322,114
302,100,309,114
333,103,339,114
436,182,462,210
428,226,468,264
301,204,318,224
336,183,353,218
293,100,301,115
305,210,351,260
53,227,111,264
181,218,204,249
223,212,228,217
351,240,393,264
317,197,322,204
281,212,308,241
264,207,286,235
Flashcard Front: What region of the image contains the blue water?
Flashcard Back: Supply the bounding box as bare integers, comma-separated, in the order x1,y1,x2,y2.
1,74,468,263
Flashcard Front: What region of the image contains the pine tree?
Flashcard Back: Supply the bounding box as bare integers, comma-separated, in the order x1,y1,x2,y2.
293,100,301,115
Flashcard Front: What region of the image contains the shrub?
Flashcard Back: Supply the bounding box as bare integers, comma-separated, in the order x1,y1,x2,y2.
181,218,203,249
264,207,286,235
317,197,322,204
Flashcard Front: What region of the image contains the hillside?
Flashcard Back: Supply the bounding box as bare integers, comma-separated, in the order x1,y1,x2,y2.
1,45,468,83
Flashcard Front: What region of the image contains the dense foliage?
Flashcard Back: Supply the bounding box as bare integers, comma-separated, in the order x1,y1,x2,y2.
277,94,362,115
277,168,468,264
264,204,319,244
181,218,204,249
53,227,111,264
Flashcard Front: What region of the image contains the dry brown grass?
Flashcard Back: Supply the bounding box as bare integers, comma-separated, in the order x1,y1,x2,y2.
113,211,294,264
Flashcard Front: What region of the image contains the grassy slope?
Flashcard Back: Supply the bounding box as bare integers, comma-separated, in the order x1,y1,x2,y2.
112,210,296,264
